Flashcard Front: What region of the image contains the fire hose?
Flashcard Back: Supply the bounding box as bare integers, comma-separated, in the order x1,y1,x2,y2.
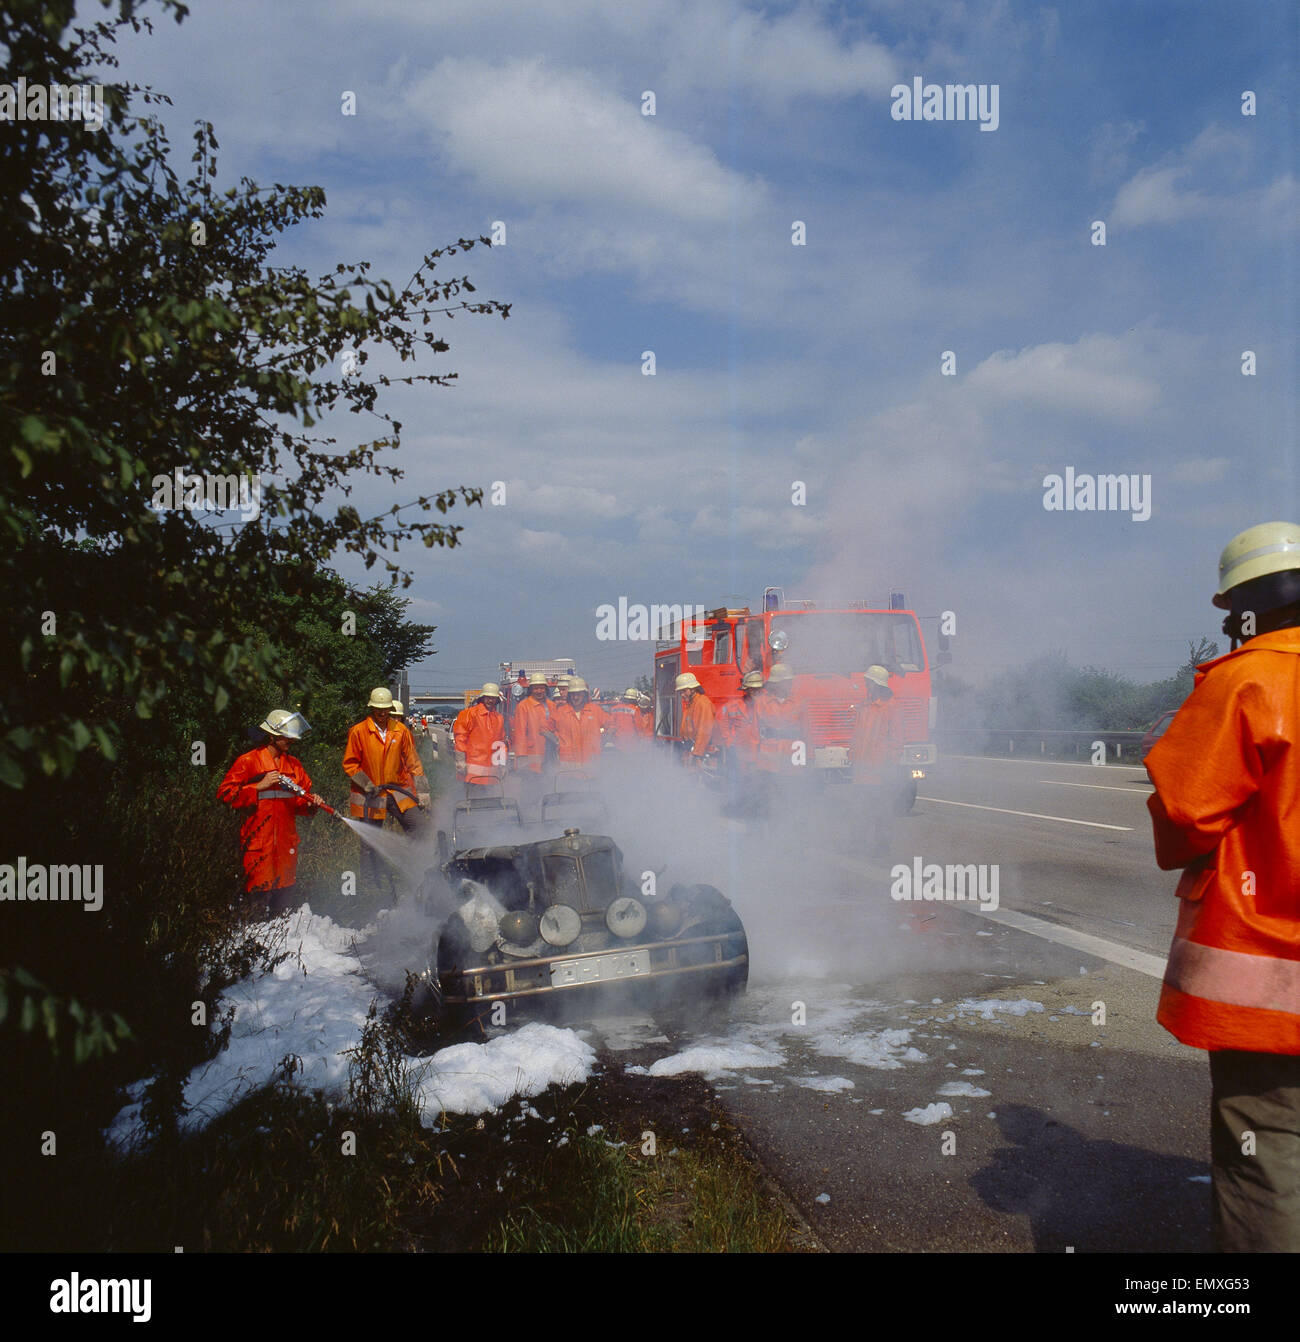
272,772,345,818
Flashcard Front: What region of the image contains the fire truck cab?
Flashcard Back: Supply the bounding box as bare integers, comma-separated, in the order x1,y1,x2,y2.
652,590,937,805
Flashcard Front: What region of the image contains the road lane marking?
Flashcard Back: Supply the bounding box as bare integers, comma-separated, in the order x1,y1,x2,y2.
917,795,1134,831
822,852,1167,977
945,755,1147,772
972,906,1167,979
1040,780,1154,793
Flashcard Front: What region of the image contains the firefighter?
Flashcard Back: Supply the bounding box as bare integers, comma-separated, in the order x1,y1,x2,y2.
454,683,507,792
849,665,905,854
753,663,800,737
511,672,554,811
676,672,718,766
343,688,429,900
851,666,904,783
603,688,644,749
1146,520,1300,1252
716,671,762,756
635,691,655,738
551,677,606,768
218,709,326,919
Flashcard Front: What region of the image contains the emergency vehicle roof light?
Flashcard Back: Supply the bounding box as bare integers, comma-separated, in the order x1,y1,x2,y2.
890,591,906,610
764,587,783,611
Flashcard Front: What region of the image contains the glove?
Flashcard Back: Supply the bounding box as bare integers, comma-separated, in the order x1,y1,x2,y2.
416,786,431,810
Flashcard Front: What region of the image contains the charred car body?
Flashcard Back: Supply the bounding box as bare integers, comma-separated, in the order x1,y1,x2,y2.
410,828,748,1032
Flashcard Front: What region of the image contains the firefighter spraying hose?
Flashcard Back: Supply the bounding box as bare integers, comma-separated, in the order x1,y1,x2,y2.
274,772,343,818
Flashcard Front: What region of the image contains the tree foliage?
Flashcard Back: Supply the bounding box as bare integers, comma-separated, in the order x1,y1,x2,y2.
0,0,508,791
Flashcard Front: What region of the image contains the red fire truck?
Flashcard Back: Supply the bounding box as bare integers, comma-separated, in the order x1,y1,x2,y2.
651,588,937,808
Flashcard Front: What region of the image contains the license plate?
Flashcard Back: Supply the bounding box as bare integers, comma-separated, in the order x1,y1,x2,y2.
551,949,649,987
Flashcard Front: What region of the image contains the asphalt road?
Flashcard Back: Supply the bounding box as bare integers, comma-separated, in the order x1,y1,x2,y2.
603,753,1214,1252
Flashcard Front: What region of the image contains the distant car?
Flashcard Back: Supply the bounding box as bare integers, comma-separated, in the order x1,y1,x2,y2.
1140,709,1179,771
407,829,749,1035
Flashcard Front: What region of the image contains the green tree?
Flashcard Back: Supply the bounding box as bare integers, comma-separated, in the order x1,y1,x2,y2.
0,0,508,793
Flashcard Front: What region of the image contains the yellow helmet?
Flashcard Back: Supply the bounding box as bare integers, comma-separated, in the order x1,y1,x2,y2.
623,688,640,701
259,709,310,740
528,672,549,687
479,682,501,700
675,673,701,691
1214,521,1300,611
567,677,589,694
864,665,890,688
367,687,394,710
391,700,404,716
741,671,764,690
767,664,794,684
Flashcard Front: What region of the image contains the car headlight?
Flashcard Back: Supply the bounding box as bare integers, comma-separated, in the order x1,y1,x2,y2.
539,904,582,947
647,899,685,939
606,897,648,938
499,909,539,946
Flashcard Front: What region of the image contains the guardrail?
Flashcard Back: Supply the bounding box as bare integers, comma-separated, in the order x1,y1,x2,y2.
936,728,1147,763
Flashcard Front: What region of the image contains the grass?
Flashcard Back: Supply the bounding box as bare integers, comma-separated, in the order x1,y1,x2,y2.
492,1134,797,1252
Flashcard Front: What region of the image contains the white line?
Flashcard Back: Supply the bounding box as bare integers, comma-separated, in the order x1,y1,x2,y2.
918,795,1134,831
822,852,1167,978
974,906,1167,979
1040,780,1154,793
946,754,1146,772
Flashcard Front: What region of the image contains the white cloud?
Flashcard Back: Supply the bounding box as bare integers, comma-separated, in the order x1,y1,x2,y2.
1112,165,1211,227
503,480,627,522
407,57,766,222
965,335,1161,420
1111,121,1293,231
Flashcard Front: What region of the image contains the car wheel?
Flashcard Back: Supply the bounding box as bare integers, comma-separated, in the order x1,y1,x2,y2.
893,778,918,814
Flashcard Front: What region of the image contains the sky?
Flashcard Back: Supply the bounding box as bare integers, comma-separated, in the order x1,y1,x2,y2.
106,0,1297,701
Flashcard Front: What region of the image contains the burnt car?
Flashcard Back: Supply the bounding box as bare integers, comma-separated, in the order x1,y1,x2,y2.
408,828,748,1034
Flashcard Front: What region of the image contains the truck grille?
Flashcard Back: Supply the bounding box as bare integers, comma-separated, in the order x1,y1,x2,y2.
805,702,855,746
899,697,925,741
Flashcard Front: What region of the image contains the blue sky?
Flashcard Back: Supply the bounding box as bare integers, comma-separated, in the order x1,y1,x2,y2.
108,0,1297,700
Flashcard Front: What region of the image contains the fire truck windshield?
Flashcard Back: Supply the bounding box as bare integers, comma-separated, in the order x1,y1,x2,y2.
770,613,924,677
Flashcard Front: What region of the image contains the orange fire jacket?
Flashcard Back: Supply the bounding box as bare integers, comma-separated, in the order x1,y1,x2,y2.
602,702,642,747
453,702,506,785
682,692,717,757
1147,626,1300,1053
217,746,314,892
343,716,425,818
716,697,758,753
552,700,606,764
851,697,905,784
511,694,552,772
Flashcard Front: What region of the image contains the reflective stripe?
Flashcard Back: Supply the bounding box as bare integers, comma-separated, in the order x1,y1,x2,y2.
1165,937,1300,1016
261,789,296,800
466,762,501,777
1225,537,1300,569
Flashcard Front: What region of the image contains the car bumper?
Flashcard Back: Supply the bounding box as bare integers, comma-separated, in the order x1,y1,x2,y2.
441,931,748,1005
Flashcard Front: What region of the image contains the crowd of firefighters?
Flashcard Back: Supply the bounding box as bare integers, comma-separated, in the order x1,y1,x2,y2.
216,665,911,917
449,662,905,792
